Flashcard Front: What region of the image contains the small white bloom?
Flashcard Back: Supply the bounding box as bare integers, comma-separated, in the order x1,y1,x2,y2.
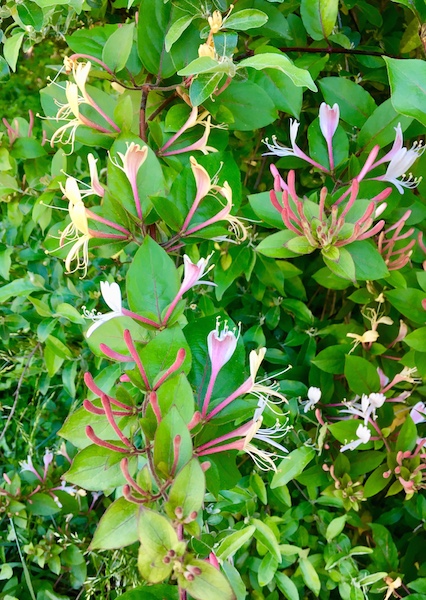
302,386,322,413
84,281,123,337
340,424,371,452
379,143,424,194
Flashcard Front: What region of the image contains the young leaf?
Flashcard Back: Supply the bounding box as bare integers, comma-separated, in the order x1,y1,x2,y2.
215,526,256,561
179,559,236,600
91,497,140,549
300,0,338,40
238,53,317,91
272,447,316,488
165,459,205,520
102,23,135,72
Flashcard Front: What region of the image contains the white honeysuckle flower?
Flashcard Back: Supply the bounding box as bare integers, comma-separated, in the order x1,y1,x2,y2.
340,392,386,424
410,401,426,424
377,137,424,194
84,281,123,338
301,386,322,413
340,424,371,452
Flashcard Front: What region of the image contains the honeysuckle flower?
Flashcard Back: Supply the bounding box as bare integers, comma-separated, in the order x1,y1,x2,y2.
319,102,339,170
20,455,42,480
303,386,322,413
201,318,240,417
340,423,371,452
84,281,124,338
340,392,386,424
369,123,425,193
162,254,216,326
196,400,289,471
377,210,415,270
59,178,93,275
206,348,287,420
381,366,422,392
208,317,239,373
161,111,218,156
263,120,328,172
208,10,223,33
87,153,104,197
410,401,426,424
109,142,148,220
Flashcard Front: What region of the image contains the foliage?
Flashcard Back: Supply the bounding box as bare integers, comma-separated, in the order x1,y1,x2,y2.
1,1,426,599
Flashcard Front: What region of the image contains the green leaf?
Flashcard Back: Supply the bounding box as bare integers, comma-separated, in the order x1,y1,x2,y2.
319,77,377,128
257,232,301,259
385,288,426,324
275,572,299,600
126,236,180,322
137,0,172,78
179,559,236,600
396,415,417,452
153,407,193,477
238,53,317,91
205,80,278,131
119,586,179,600
358,100,413,152
3,31,25,72
64,445,137,491
215,526,256,561
17,2,44,31
272,447,315,488
404,326,426,351
311,344,351,374
190,72,224,106
137,509,180,583
165,459,205,521
250,69,303,119
248,191,285,229
251,519,281,563
225,9,268,31
346,241,389,281
300,0,339,40
369,523,399,571
27,493,61,516
363,465,390,498
408,579,426,594
258,553,278,587
54,303,85,324
344,355,380,396
178,57,228,77
91,497,140,549
326,515,347,542
102,23,135,72
299,557,321,596
286,236,316,255
322,246,356,282
165,15,194,52
384,57,426,127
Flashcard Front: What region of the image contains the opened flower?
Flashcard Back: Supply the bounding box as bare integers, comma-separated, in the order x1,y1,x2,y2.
302,386,322,413
84,281,124,338
196,400,289,471
109,142,148,220
340,424,371,452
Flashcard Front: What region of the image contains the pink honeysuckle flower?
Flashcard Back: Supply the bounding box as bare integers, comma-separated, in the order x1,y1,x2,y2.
410,401,426,424
196,400,289,471
340,423,371,452
319,102,339,170
84,281,123,338
20,456,43,481
367,123,425,194
207,317,239,374
201,317,240,418
110,142,148,220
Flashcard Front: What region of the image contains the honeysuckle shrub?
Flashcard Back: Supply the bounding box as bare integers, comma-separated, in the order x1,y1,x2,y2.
1,1,426,599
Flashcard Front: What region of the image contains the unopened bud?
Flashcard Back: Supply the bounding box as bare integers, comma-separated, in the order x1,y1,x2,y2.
175,506,183,519
374,202,387,218
163,556,171,564
201,461,211,472
198,43,215,59
208,10,222,33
